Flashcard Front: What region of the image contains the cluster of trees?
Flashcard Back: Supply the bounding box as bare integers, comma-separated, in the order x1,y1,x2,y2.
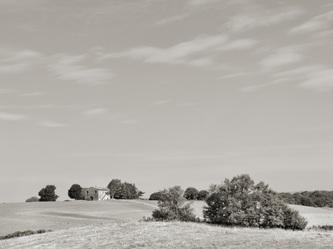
149,187,209,201
279,191,333,208
107,179,144,199
150,175,308,230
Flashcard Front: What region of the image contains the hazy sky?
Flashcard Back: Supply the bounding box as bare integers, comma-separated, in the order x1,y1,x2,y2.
1,0,333,202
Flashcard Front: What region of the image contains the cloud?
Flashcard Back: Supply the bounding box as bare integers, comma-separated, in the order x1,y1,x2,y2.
269,65,333,92
187,0,219,6
0,112,27,121
155,14,188,25
21,91,45,97
259,48,303,70
38,121,68,128
106,34,227,67
218,38,257,51
120,119,138,125
0,49,42,74
154,99,172,105
226,9,304,33
0,88,14,94
83,107,108,116
299,68,333,91
290,10,333,34
49,54,114,85
240,78,288,92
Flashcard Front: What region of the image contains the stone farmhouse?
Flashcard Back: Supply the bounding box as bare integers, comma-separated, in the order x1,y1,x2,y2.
81,187,110,201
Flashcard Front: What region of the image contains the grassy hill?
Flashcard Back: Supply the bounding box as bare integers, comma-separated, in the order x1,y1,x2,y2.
1,200,333,248
1,221,333,249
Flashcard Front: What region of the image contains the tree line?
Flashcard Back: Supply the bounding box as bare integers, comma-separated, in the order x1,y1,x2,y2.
279,191,333,208
26,179,144,202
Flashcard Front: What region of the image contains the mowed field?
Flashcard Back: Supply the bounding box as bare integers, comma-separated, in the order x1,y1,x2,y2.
1,200,333,249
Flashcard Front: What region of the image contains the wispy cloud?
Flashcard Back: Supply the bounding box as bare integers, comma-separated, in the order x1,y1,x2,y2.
105,34,227,67
0,49,42,74
225,8,304,33
267,65,333,92
155,14,188,26
83,107,108,116
218,38,257,51
299,68,333,91
38,121,68,128
21,91,45,97
259,47,303,70
0,88,14,94
153,99,172,105
187,0,219,6
290,10,333,34
0,112,27,121
240,78,288,92
49,54,114,86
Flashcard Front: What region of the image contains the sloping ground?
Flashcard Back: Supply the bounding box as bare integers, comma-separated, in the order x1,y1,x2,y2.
1,221,333,249
290,205,333,226
1,200,333,237
0,200,155,236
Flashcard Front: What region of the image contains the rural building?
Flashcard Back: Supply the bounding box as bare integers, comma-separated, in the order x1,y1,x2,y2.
81,187,110,201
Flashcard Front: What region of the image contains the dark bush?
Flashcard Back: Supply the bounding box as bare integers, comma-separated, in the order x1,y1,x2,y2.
25,196,39,202
0,229,50,240
310,225,333,231
68,184,83,200
197,190,209,200
38,185,58,202
149,191,166,201
151,186,196,222
184,187,199,200
204,175,307,230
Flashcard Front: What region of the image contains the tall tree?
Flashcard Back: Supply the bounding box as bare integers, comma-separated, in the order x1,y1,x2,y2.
68,184,83,200
107,179,122,198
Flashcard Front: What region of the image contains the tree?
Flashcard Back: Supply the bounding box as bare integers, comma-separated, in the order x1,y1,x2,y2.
38,185,58,202
25,196,39,202
107,179,143,199
197,190,209,200
107,179,122,199
204,175,307,230
68,184,83,200
184,187,199,200
152,186,196,222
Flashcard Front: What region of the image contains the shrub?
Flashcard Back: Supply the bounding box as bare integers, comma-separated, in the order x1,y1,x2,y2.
184,187,199,200
25,196,39,202
38,185,58,202
0,229,50,240
310,225,333,231
68,184,83,200
197,190,209,200
283,206,307,230
152,186,196,222
149,191,166,201
204,175,307,230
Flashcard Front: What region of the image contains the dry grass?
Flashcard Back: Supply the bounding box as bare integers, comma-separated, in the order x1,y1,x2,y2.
1,200,333,248
1,221,333,249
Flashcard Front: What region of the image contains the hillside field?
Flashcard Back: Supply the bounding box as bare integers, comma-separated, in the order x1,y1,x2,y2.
1,200,333,248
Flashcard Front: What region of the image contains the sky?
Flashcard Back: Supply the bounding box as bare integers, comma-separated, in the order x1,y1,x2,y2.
0,0,333,202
